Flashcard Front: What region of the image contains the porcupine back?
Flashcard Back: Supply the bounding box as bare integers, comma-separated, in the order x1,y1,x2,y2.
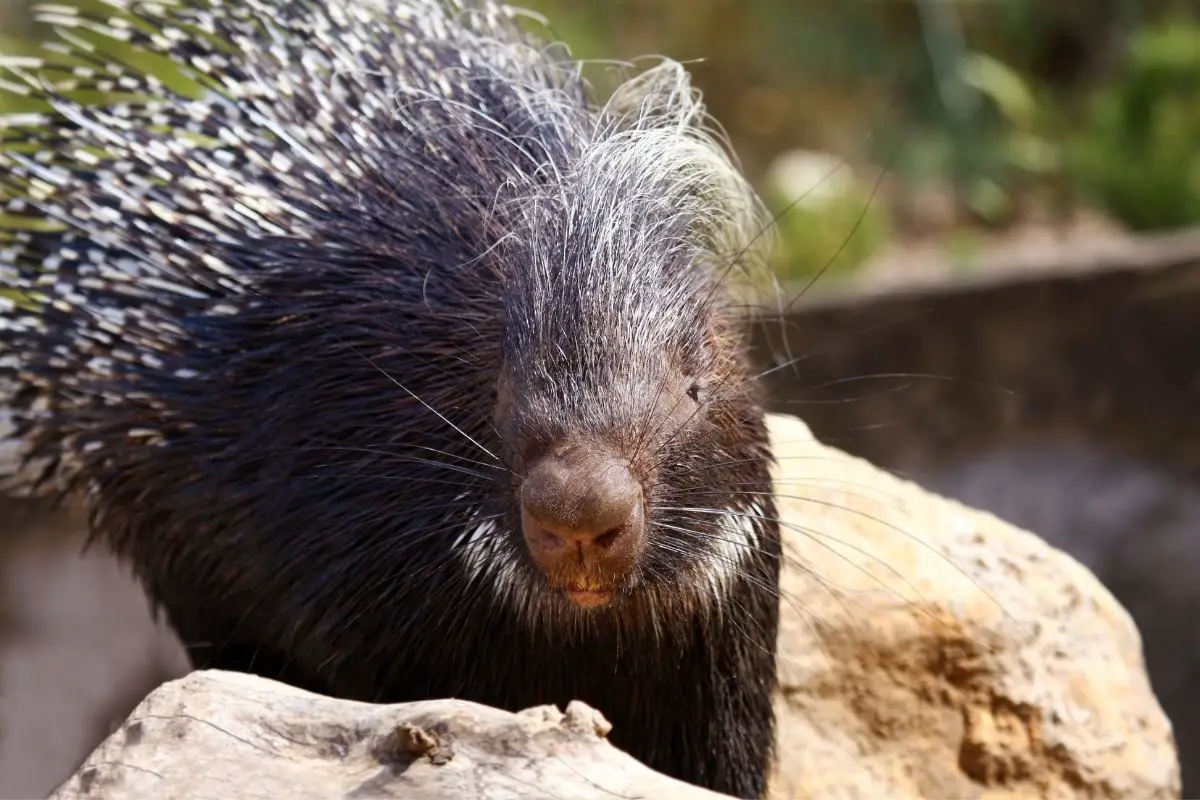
0,1,781,796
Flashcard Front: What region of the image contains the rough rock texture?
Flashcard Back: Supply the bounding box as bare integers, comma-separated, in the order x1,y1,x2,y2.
918,440,1200,795
764,413,1179,799
50,670,732,800
6,413,1181,799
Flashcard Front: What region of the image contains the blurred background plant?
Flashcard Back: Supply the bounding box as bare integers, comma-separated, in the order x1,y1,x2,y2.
1068,18,1200,231
2,0,1199,285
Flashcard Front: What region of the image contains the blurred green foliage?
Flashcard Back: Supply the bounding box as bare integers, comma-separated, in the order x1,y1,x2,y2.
761,151,890,281
1068,19,1200,231
952,51,1079,226
956,15,1200,233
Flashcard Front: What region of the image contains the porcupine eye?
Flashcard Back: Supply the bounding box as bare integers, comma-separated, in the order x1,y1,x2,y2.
686,381,702,404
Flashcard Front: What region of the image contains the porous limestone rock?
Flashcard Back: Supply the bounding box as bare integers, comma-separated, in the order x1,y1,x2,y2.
764,413,1179,799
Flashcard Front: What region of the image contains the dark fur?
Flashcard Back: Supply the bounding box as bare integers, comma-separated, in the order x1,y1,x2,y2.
0,1,782,796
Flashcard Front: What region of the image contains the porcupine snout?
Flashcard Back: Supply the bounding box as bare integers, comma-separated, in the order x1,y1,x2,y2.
520,442,646,608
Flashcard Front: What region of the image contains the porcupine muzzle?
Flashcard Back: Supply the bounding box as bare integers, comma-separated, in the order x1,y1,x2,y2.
520,442,645,608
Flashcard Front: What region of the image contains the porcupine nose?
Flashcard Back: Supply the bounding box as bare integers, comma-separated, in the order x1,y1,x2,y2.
520,445,644,608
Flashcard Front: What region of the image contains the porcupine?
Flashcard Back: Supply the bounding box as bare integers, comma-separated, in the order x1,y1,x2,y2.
0,0,782,795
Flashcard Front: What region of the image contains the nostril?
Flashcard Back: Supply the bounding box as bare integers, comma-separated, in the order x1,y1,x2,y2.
530,526,568,552
520,443,643,553
593,527,622,549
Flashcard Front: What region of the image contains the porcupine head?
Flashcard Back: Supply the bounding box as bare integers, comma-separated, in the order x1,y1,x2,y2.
0,0,781,668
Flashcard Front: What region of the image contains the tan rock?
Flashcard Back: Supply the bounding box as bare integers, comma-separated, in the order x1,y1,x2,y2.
764,413,1179,798
48,670,731,800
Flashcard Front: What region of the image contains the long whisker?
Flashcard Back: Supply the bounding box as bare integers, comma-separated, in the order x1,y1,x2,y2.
650,526,879,667
657,446,929,487
345,344,500,464
659,504,1012,630
263,443,508,472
